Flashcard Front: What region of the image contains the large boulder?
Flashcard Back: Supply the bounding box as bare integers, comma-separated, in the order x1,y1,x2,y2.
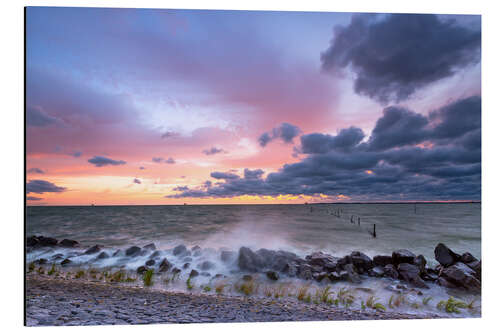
38,236,59,247
368,266,385,277
467,260,481,279
266,270,279,281
173,245,190,257
350,251,373,272
256,249,298,272
199,261,215,271
306,252,339,272
282,262,299,277
145,259,155,266
297,264,313,280
125,246,142,257
343,263,361,284
136,266,147,274
27,236,39,247
149,250,161,259
189,269,199,278
158,258,171,272
413,255,427,273
460,252,477,264
397,263,428,289
59,239,79,248
238,247,265,272
383,264,399,279
60,258,72,266
392,249,416,266
221,250,236,263
434,243,460,267
96,251,109,260
84,245,102,255
441,262,481,292
373,255,393,267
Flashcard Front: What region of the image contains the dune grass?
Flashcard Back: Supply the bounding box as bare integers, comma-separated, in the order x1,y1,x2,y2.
143,269,154,287
437,297,468,314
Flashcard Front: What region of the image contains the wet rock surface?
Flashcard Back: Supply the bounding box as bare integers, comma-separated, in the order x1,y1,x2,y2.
26,276,438,326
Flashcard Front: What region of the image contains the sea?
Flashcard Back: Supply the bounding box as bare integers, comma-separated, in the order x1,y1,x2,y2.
26,203,481,317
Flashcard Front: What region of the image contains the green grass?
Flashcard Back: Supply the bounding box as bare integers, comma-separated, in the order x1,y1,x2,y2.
108,270,126,283
28,262,35,273
143,269,154,287
215,283,226,295
317,286,333,303
366,295,386,311
236,280,257,296
75,270,85,279
422,296,432,306
203,285,212,292
436,297,468,314
389,294,406,308
336,287,355,307
37,267,45,275
47,264,56,276
186,277,194,290
297,286,310,302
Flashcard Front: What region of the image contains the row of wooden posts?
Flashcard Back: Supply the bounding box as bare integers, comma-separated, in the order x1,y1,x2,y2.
310,206,376,238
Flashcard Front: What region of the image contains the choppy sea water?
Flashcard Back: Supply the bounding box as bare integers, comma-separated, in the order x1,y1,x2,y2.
26,203,481,318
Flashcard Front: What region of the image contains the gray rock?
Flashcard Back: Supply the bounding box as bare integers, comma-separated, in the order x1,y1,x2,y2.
173,245,188,256
158,258,171,272
191,245,201,252
112,250,122,257
37,236,59,247
344,263,361,284
282,262,299,277
84,245,102,255
221,250,236,263
59,239,79,248
136,266,147,274
171,267,181,275
413,255,427,273
199,261,215,271
306,252,339,271
383,264,399,279
143,243,156,251
238,247,265,272
35,258,47,265
297,264,313,280
460,252,477,264
437,277,458,289
149,250,160,259
327,271,343,282
392,249,416,266
442,262,481,292
313,272,327,282
60,258,72,266
145,259,155,266
266,270,280,281
434,243,460,267
397,263,428,289
125,246,141,257
51,253,63,260
350,251,373,271
368,266,385,277
96,252,109,260
242,274,253,281
373,255,393,267
467,260,481,278
183,263,190,269
189,269,199,278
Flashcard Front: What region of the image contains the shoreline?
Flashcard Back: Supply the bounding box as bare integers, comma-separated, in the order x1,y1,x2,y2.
26,275,441,326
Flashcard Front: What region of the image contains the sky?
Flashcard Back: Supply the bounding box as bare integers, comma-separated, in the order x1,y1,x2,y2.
25,7,481,205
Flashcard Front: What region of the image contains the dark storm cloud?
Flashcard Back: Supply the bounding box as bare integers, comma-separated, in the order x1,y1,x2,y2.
133,178,141,184
26,105,61,127
202,147,226,156
168,96,481,201
26,196,43,201
321,14,481,103
258,123,301,147
139,166,145,170
88,156,126,167
70,151,82,158
300,127,365,154
367,106,429,151
26,180,66,194
27,168,44,174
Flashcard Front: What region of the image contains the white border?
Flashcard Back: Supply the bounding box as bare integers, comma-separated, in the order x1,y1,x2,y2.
2,0,499,332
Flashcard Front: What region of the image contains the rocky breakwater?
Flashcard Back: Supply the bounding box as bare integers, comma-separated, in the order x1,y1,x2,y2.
237,243,481,293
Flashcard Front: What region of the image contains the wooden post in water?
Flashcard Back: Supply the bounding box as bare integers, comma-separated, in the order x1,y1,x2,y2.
358,217,360,226
372,224,377,238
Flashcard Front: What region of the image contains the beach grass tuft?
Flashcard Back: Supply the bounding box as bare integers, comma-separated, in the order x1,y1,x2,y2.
143,269,154,287
437,296,468,314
